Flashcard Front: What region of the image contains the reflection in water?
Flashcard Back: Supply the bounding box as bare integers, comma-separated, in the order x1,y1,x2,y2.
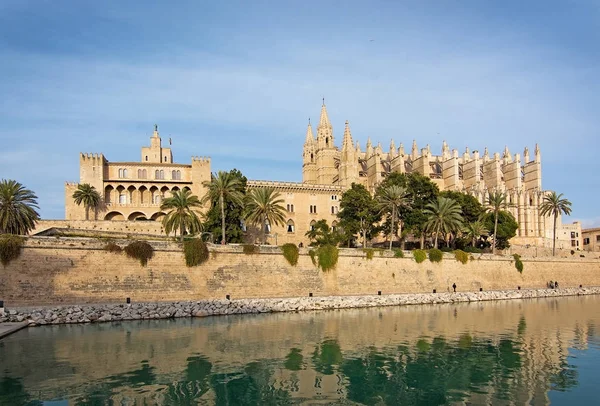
1,295,599,405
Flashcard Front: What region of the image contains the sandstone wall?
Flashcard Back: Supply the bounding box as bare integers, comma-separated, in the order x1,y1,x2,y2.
1,237,599,305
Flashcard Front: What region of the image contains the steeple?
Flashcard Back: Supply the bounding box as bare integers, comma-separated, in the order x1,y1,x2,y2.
342,120,353,149
153,124,159,138
411,140,418,160
316,99,334,149
534,143,541,163
389,139,397,159
366,138,373,158
304,119,315,145
399,143,405,156
318,99,332,130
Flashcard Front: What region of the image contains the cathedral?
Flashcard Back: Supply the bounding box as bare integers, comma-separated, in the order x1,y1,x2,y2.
64,102,555,246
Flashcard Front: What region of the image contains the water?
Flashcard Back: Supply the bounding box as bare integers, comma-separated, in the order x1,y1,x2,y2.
1,295,599,405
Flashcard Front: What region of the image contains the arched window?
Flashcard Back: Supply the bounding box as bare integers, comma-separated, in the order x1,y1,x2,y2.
142,169,147,178
160,170,164,180
287,220,295,233
265,219,271,233
123,169,128,178
118,169,123,178
331,206,335,214
332,221,338,232
310,220,316,231
119,191,127,204
310,153,314,162
164,156,167,162
325,137,329,147
172,170,177,180
145,156,148,161
177,170,181,179
155,170,160,179
154,194,161,204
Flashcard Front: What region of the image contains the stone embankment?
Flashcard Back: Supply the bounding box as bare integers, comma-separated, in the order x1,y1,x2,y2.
1,287,598,326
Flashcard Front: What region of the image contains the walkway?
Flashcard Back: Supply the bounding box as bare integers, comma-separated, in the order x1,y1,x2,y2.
0,321,29,340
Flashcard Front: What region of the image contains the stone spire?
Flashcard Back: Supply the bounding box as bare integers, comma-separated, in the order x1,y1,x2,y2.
524,146,530,162
534,143,541,163
318,99,332,130
411,140,418,160
399,143,405,156
153,124,159,137
375,142,383,155
342,120,353,148
304,119,314,145
389,139,397,159
366,138,373,158
355,140,361,154
503,145,512,163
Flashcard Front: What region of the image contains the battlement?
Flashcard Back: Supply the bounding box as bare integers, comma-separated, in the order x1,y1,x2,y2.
80,153,105,160
65,181,79,187
248,179,343,192
191,156,211,163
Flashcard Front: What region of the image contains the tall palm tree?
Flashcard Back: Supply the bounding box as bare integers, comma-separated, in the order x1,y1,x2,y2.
201,171,244,244
539,191,572,256
72,183,101,220
486,190,510,255
423,197,464,248
160,189,203,241
463,220,488,248
244,187,287,244
0,179,40,235
376,185,412,250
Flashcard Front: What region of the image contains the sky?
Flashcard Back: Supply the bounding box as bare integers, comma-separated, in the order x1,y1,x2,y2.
0,1,598,226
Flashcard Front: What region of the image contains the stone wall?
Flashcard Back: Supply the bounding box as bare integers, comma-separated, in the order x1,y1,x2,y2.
31,219,164,237
1,237,599,305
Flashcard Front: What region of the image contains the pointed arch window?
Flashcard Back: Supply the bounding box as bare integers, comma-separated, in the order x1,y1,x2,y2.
287,220,295,233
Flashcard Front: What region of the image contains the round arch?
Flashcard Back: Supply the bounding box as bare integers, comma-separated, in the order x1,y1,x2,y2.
105,211,125,221
128,211,148,221
151,212,166,221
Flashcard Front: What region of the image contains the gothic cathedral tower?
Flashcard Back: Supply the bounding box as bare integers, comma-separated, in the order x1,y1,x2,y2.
302,119,317,183
315,101,338,184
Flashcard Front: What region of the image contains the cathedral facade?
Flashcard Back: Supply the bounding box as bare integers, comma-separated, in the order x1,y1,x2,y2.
65,103,551,245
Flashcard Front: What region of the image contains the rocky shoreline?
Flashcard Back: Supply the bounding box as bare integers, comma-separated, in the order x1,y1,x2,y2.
1,287,599,326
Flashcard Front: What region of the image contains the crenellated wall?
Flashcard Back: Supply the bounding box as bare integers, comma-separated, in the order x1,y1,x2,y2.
1,237,599,306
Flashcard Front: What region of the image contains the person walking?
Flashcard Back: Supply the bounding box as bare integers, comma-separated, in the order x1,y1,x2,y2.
452,283,457,293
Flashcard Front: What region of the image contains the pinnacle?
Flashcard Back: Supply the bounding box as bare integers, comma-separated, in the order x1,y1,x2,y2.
318,102,332,129
342,120,353,148
304,121,314,145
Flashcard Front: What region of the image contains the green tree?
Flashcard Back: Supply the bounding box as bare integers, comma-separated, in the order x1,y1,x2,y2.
305,219,339,246
463,221,488,247
72,183,101,220
160,189,203,241
244,187,287,244
482,210,519,250
439,190,485,223
423,197,464,248
201,170,245,244
486,191,511,254
378,172,439,248
337,183,381,247
0,179,40,235
539,191,573,256
376,185,412,250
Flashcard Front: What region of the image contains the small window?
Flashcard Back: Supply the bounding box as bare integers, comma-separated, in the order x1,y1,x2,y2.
571,240,577,247
596,235,600,243
571,232,576,239
287,220,295,233
331,206,335,214
119,193,127,204
164,156,167,162
155,170,160,179
583,238,589,245
145,156,148,161
160,170,164,179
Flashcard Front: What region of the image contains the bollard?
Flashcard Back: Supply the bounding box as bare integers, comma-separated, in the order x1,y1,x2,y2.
433,289,436,293
378,291,381,296
226,294,231,300
126,297,131,304
518,286,521,290
479,288,483,292
0,300,4,317
580,285,583,288
309,292,313,297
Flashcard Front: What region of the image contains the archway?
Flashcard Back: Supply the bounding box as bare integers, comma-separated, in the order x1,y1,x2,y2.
151,212,166,221
128,211,147,221
105,211,125,221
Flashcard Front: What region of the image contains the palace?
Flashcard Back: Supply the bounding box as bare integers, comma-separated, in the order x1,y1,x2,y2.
64,102,572,247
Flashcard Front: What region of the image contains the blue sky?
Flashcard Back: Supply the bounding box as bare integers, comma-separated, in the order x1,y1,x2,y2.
0,1,598,225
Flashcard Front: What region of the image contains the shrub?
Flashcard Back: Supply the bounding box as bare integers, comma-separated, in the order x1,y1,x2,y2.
243,244,259,255
440,247,453,253
0,234,24,267
281,243,299,266
393,249,404,258
104,242,122,253
463,246,483,254
363,248,374,260
428,248,443,263
316,244,339,272
513,254,524,273
413,249,427,264
308,249,317,266
183,239,209,267
570,250,575,255
454,249,469,264
124,241,154,266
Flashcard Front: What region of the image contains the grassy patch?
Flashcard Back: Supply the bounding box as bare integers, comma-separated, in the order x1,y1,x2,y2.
393,249,404,258
316,244,339,272
363,248,375,260
454,249,469,264
513,253,524,273
413,249,427,264
184,239,209,267
0,234,24,267
428,248,443,263
281,243,299,266
243,244,259,255
104,242,122,253
124,240,154,266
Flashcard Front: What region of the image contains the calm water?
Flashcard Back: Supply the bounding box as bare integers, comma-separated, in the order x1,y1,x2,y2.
1,296,600,405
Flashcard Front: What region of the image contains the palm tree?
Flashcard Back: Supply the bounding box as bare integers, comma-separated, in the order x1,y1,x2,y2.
376,185,412,250
539,191,572,256
463,220,488,248
72,183,101,220
423,197,464,248
0,179,40,235
486,190,510,255
160,189,203,241
244,187,287,244
201,171,244,244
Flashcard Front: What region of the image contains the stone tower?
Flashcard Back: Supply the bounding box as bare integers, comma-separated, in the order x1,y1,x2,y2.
339,121,358,187
141,125,173,164
315,101,338,184
302,120,317,184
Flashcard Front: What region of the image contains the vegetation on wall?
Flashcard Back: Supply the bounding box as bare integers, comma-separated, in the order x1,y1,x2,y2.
393,249,404,258
316,244,339,272
183,238,209,267
104,242,122,253
308,249,317,266
124,240,154,266
413,249,427,264
363,248,375,260
243,244,259,255
513,254,524,273
428,248,443,263
0,234,24,266
454,249,469,264
281,243,299,266
305,219,340,247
